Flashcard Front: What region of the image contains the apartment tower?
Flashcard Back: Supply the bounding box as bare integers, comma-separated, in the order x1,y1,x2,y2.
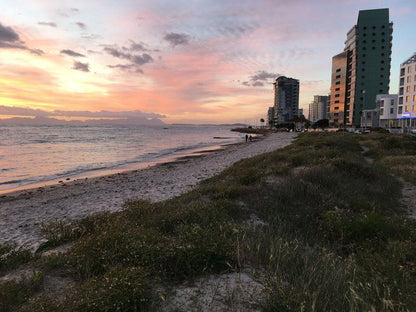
329,8,393,127
309,95,330,122
273,76,300,124
398,53,416,119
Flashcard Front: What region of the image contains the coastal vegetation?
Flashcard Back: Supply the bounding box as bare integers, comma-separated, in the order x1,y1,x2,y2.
1,132,416,311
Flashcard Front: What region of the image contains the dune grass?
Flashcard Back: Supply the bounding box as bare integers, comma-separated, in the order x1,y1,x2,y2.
1,132,416,311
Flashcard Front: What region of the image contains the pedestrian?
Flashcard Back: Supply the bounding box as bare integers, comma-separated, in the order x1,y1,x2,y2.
245,134,248,142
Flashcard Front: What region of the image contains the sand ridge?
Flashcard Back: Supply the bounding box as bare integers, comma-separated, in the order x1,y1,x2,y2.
0,132,296,250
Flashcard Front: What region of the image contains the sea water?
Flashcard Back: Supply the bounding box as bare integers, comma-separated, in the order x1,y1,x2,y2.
0,124,244,191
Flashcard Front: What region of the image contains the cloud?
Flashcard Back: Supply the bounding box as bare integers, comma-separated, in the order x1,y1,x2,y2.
242,70,280,87
0,105,165,119
76,22,86,30
0,23,20,42
104,44,153,71
73,61,89,72
163,32,190,47
0,23,44,55
61,49,85,57
131,53,153,65
38,22,57,28
107,64,144,73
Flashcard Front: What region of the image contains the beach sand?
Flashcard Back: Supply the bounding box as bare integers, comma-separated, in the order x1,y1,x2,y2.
0,132,296,250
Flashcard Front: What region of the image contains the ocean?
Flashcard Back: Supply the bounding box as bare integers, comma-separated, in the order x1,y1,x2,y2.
0,124,244,192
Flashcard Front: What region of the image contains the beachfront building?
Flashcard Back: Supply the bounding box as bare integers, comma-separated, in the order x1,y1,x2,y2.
329,8,393,127
360,94,398,128
398,53,416,129
309,95,330,122
273,76,300,125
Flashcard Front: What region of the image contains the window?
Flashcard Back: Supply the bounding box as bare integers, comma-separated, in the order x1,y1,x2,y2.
399,87,404,95
336,81,340,85
406,96,409,103
414,95,416,102
401,68,405,76
400,78,404,86
335,100,340,103
336,75,341,79
334,113,339,117
336,68,341,72
335,88,340,91
380,108,384,115
405,105,410,112
390,108,394,114
414,85,416,92
380,100,384,107
335,94,340,98
399,97,403,104
406,86,411,92
391,99,394,106
334,106,339,110
398,106,403,114
408,66,411,73
413,105,416,112
407,76,411,83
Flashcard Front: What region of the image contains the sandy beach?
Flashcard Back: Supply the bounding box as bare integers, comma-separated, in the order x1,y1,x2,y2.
0,132,296,250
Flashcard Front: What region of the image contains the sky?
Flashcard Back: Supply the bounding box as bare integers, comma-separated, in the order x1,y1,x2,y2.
0,0,415,124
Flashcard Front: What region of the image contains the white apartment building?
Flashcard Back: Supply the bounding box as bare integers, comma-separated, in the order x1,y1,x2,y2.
398,53,416,129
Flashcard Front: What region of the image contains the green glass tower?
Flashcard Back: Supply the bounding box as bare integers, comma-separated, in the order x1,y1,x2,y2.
330,8,393,127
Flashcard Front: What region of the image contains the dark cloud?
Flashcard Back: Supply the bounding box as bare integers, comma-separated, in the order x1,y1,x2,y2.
252,81,264,87
61,49,85,57
163,32,190,47
242,70,280,87
104,44,153,72
73,61,89,72
0,105,165,119
250,71,280,82
76,22,86,30
38,22,57,28
0,23,44,56
131,53,153,65
0,23,20,42
107,64,144,73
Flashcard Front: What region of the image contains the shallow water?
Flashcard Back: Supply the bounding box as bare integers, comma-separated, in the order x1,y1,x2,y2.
0,124,243,191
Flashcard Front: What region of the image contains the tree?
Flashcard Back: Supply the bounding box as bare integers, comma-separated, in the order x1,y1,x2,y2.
260,118,265,128
313,119,329,130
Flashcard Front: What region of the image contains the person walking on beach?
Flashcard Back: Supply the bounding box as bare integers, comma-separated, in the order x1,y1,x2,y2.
245,134,248,143
249,135,253,142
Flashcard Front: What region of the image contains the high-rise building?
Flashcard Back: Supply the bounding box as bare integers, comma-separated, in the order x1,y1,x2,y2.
273,76,299,124
398,53,416,119
309,95,330,122
329,8,393,127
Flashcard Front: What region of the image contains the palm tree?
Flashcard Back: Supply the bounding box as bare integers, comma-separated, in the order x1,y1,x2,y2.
260,118,265,128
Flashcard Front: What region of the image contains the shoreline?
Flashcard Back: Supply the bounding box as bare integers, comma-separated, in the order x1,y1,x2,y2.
0,132,296,250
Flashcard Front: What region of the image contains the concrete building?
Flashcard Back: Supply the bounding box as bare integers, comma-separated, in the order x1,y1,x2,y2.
273,76,300,124
329,8,393,127
329,52,348,126
309,95,330,122
398,53,416,129
360,94,398,128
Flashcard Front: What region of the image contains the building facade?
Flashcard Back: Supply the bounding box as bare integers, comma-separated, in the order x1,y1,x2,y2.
309,95,330,122
398,53,416,118
273,76,300,124
329,8,393,127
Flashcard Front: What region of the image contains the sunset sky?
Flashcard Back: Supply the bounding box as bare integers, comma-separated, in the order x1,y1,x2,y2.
0,0,415,124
